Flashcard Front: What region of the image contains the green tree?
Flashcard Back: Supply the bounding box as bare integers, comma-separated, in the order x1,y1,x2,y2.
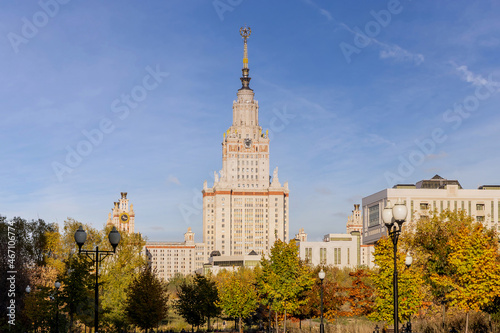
256,239,314,333
197,274,221,331
174,274,220,331
369,236,426,325
100,227,146,330
175,275,205,330
0,216,57,332
125,266,169,331
58,253,94,332
216,268,259,333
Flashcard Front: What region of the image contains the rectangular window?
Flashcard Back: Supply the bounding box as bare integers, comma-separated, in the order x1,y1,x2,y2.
420,203,429,210
320,248,327,265
477,216,485,222
305,248,312,263
477,204,485,211
369,204,380,227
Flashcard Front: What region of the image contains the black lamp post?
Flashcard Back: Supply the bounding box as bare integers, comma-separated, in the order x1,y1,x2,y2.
403,253,413,333
74,226,120,333
26,285,32,332
382,199,408,333
318,268,325,333
54,281,61,333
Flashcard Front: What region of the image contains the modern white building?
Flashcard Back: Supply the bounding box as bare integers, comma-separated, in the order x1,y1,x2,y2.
362,175,500,245
296,205,375,268
201,251,261,276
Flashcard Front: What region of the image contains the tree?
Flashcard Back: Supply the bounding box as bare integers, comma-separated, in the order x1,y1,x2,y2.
430,220,500,333
256,239,314,333
58,253,94,331
174,274,220,330
0,216,57,332
100,227,146,330
197,273,221,331
369,236,426,325
345,269,374,317
216,268,259,333
125,266,169,331
175,275,205,330
408,210,469,304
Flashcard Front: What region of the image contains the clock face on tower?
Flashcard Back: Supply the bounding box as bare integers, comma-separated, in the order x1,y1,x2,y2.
244,138,252,149
119,212,129,224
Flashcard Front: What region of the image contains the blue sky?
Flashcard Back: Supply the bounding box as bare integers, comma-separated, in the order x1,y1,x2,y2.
2,0,500,242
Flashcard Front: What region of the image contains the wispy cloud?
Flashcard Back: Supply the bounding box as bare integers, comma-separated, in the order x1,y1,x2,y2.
301,0,333,21
167,175,181,185
453,63,491,86
338,23,424,65
366,133,397,148
378,43,425,65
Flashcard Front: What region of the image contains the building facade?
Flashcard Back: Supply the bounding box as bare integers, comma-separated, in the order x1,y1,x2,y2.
145,228,205,280
106,192,135,234
362,175,500,245
201,26,289,260
296,205,375,268
145,27,289,279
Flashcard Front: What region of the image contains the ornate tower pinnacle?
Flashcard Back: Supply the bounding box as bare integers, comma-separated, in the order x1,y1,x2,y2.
239,25,252,91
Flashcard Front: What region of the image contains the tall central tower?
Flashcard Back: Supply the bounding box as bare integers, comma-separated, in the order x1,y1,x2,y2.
201,26,290,260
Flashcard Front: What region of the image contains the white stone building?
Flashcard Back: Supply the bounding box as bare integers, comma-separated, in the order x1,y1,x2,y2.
200,26,289,262
145,27,289,279
362,175,500,245
145,228,204,280
296,205,375,268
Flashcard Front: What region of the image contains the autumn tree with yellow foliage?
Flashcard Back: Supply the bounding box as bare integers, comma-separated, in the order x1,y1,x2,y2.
216,267,259,333
369,236,427,325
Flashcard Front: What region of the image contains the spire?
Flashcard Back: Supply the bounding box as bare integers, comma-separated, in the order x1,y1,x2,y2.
239,25,252,91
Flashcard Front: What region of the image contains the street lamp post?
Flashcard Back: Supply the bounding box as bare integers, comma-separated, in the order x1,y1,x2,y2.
74,226,120,333
26,285,32,332
382,199,408,333
318,268,326,333
404,253,413,333
54,281,61,333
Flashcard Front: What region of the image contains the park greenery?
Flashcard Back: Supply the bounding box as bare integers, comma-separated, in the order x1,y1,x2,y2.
2,209,500,332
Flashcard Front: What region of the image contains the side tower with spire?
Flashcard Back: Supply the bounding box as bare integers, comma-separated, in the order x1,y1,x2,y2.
106,192,135,234
199,27,289,267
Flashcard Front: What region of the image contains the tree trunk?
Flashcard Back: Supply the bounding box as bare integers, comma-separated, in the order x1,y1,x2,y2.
208,317,211,332
239,317,243,333
465,311,469,333
284,310,287,333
